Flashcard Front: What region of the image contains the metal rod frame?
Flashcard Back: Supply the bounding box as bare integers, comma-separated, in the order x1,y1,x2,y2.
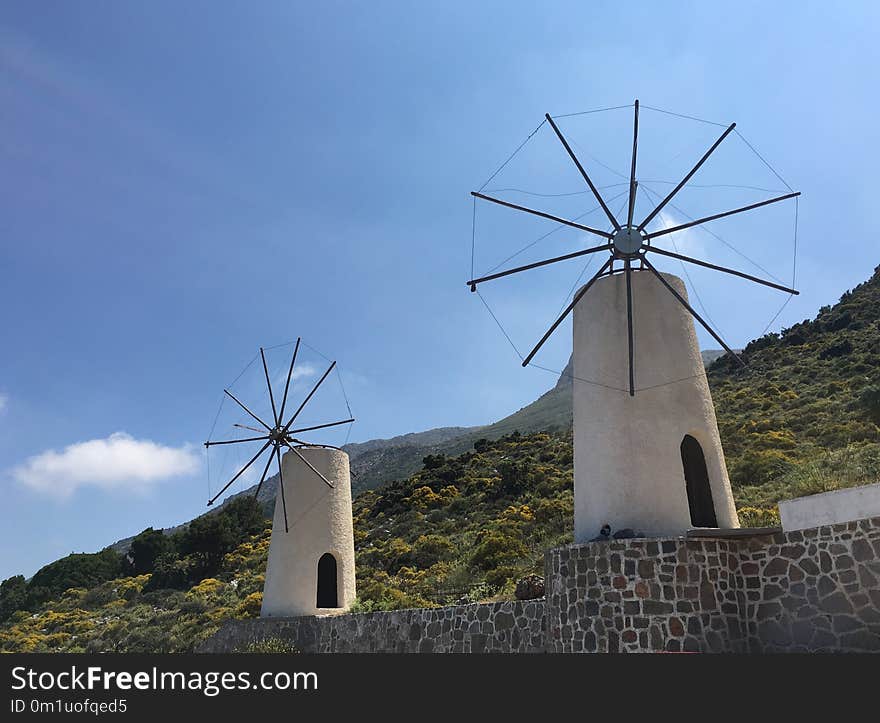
471,191,613,240
522,257,614,366
545,113,620,231
627,100,639,229
647,246,799,295
467,243,609,289
468,109,801,391
645,191,800,239
275,446,289,533
224,389,272,431
624,257,635,396
206,341,353,522
641,255,745,366
637,122,736,231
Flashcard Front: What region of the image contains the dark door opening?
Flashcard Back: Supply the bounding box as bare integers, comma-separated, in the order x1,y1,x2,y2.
317,553,338,608
680,435,718,528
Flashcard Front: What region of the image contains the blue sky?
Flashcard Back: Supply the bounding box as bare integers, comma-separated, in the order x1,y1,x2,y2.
1,1,877,580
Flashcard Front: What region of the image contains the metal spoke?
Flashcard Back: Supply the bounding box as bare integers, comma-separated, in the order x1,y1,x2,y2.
204,435,270,448
285,442,335,489
471,191,614,240
234,423,265,433
467,244,610,289
625,258,635,396
275,446,289,533
288,418,355,435
645,191,800,239
544,113,620,231
637,122,736,232
278,337,300,423
224,389,272,431
251,447,276,502
641,256,745,367
646,246,799,295
627,100,639,228
281,361,337,432
522,257,614,367
207,440,273,506
260,347,279,426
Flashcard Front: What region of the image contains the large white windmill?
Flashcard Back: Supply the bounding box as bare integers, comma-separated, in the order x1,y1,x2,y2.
467,101,800,539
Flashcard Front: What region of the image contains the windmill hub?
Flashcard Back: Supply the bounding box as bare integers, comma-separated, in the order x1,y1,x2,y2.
611,226,645,258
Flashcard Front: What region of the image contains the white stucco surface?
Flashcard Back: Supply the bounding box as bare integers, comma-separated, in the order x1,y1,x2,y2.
261,447,356,617
778,482,880,531
572,270,739,541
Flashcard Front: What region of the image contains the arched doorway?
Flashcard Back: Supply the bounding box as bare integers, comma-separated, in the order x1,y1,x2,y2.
316,553,338,608
680,435,718,528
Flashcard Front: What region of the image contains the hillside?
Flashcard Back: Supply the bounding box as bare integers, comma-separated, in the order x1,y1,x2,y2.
1,265,878,652
348,351,723,492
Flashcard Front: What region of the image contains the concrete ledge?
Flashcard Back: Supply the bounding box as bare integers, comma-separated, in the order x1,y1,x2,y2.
686,527,782,538
779,482,880,531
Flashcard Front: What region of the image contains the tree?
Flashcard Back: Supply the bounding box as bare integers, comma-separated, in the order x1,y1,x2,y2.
0,575,28,622
27,549,125,606
859,385,880,424
129,528,174,575
179,496,266,580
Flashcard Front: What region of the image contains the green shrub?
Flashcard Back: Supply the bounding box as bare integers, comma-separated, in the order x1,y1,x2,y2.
236,637,300,654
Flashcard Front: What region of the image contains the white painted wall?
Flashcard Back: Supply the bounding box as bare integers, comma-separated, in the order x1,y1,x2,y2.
261,447,356,617
572,270,739,541
779,482,880,531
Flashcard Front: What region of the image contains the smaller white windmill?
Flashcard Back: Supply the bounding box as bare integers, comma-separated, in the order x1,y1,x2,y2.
205,339,357,615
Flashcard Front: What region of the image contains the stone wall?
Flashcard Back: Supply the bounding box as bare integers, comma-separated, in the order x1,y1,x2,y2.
545,517,880,653
201,516,880,653
740,518,880,652
545,538,748,653
200,599,546,653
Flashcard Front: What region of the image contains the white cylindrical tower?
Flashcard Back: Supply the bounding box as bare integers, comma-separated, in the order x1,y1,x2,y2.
573,270,739,541
261,447,356,617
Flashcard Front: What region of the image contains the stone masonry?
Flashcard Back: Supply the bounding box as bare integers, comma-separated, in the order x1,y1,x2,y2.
202,516,880,653
546,537,748,653
545,516,880,652
200,599,546,653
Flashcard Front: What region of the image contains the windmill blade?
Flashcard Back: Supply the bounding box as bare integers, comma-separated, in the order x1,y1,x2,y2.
277,337,301,423
646,246,799,295
625,258,635,396
275,446,289,533
224,389,272,431
627,100,639,228
544,113,620,231
280,360,337,433
288,418,355,435
284,442,335,489
260,347,279,426
204,435,270,448
645,191,800,240
641,256,745,367
234,423,265,433
207,439,273,506
471,192,614,240
251,445,277,502
637,122,736,232
522,256,614,367
467,244,610,289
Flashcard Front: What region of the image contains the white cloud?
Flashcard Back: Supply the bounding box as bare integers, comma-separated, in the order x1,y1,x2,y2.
276,363,317,386
0,393,7,413
656,210,706,257
292,363,317,381
11,432,201,498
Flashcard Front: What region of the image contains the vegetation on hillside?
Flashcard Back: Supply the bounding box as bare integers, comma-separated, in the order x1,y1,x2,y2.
0,266,878,652
708,265,880,493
